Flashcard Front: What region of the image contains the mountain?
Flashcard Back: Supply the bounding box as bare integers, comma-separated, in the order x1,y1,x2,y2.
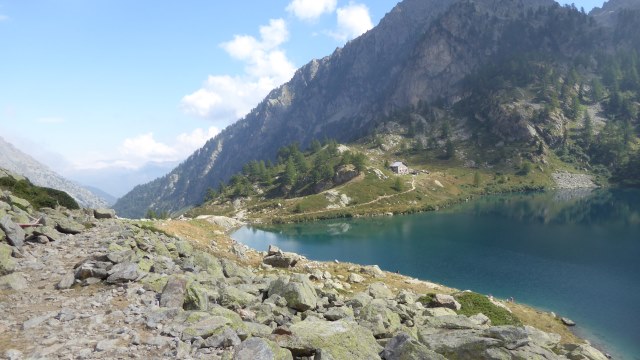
115,0,640,218
591,0,640,27
0,136,109,209
83,185,117,206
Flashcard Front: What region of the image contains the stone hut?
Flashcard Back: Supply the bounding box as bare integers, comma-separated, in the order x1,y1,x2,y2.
390,161,408,174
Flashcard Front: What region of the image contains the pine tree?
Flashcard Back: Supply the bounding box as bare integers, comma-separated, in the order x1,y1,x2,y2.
284,157,297,187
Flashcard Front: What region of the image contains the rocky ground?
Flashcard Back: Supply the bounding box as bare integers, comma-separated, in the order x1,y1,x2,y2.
551,172,598,189
0,189,611,359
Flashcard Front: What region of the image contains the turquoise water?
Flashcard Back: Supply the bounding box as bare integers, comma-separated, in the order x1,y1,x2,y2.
232,189,640,359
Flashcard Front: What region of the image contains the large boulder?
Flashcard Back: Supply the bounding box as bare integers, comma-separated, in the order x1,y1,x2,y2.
93,208,116,219
234,337,292,360
368,282,394,299
268,275,318,312
0,272,28,290
357,299,402,338
431,294,461,311
219,286,257,308
263,246,302,268
105,262,145,283
193,252,225,278
160,275,188,308
30,226,62,242
0,215,25,248
180,314,231,341
382,332,447,360
278,318,382,359
418,329,501,358
0,243,16,275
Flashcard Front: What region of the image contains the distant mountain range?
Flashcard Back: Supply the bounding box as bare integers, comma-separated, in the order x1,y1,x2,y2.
0,136,109,208
115,0,640,218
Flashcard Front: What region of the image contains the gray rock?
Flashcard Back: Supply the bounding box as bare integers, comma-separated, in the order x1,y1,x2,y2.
0,215,25,248
234,337,292,360
0,243,16,275
368,282,394,299
423,308,457,317
202,327,241,348
193,252,225,278
324,306,354,321
54,218,84,235
56,308,76,322
348,272,365,283
4,349,23,360
107,249,137,264
564,344,609,360
106,262,145,283
469,313,491,326
423,315,482,330
74,260,112,280
382,332,447,360
263,252,301,268
31,226,62,242
268,275,318,312
23,311,58,330
346,292,373,309
160,275,188,308
180,315,231,341
94,208,116,219
56,272,76,289
431,294,461,311
0,272,27,290
219,286,257,308
561,317,576,326
360,265,385,278
281,318,382,359
95,339,120,352
357,299,402,338
418,329,501,358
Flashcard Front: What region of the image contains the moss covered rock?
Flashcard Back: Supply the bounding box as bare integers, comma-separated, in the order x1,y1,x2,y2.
0,243,16,275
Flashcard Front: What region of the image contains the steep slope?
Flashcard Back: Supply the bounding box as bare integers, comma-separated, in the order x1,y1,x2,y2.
115,0,639,218
591,0,640,27
0,137,108,209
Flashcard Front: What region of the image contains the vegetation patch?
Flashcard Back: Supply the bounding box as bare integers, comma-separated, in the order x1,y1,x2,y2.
0,176,79,210
454,292,521,326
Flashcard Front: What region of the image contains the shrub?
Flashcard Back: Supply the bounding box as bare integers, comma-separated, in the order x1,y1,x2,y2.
454,292,521,326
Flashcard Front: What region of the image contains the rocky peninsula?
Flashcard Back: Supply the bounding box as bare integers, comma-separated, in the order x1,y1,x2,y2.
0,187,610,359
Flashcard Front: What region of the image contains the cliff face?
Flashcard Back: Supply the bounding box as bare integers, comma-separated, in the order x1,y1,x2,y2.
114,0,636,218
0,137,108,209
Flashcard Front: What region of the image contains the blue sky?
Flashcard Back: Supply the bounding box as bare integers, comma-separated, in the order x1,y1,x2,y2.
0,0,606,196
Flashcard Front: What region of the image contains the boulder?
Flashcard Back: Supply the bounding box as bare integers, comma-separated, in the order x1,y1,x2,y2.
324,306,354,321
280,318,382,359
93,208,116,219
56,272,76,290
219,286,257,308
423,308,457,317
423,315,482,330
382,332,447,360
180,314,231,341
0,272,28,290
202,327,241,348
0,243,16,275
160,275,188,308
368,282,394,299
184,282,214,311
8,195,31,211
263,250,301,268
55,220,84,235
193,252,225,278
106,262,145,283
31,226,62,242
360,265,385,278
357,299,402,338
268,275,318,312
561,317,576,326
174,240,193,257
74,260,112,280
418,329,501,358
234,337,293,360
333,164,359,185
431,294,461,311
107,249,137,264
348,273,365,283
0,215,25,248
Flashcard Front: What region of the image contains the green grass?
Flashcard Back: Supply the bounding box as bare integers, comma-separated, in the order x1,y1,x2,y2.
454,292,521,326
0,176,79,210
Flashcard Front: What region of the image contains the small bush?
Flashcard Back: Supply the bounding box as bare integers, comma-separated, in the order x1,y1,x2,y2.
455,292,521,326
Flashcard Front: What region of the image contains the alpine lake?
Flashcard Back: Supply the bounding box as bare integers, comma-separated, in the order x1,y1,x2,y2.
232,188,640,359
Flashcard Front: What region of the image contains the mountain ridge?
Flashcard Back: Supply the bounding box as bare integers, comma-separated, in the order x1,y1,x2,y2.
0,136,108,209
115,0,640,218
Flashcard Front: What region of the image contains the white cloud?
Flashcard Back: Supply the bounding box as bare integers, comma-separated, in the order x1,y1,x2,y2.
181,19,296,125
73,126,220,170
286,0,337,21
36,117,65,124
0,15,8,22
330,2,373,41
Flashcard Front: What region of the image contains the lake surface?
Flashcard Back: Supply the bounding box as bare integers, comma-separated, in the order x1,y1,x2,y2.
232,189,640,359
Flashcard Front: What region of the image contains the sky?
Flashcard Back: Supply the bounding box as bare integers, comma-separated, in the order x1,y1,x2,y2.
0,0,606,197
